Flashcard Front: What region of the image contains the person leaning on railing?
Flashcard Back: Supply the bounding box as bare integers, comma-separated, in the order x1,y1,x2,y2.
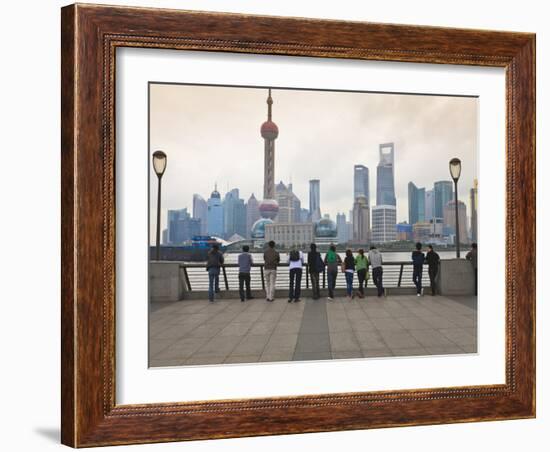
307,243,324,300
425,244,440,296
354,248,369,298
263,240,280,302
368,246,384,297
205,244,224,302
237,245,254,302
324,244,342,301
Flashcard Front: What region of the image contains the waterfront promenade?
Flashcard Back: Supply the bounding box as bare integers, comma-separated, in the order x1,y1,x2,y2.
149,294,477,367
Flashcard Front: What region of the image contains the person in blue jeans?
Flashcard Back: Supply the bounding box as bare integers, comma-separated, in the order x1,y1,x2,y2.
343,249,356,299
206,244,224,302
411,242,425,296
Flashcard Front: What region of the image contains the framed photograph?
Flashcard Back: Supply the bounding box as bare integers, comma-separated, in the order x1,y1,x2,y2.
61,3,535,447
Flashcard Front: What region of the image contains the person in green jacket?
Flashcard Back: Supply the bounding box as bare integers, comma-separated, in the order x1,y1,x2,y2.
323,244,342,300
354,248,369,298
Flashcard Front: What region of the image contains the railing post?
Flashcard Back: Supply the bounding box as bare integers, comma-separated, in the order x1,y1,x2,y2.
222,265,229,291
397,264,404,287
260,265,265,291
322,269,326,289
305,264,309,289
182,265,192,291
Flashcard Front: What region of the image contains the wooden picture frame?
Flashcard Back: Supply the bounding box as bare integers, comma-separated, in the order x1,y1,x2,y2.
61,3,535,447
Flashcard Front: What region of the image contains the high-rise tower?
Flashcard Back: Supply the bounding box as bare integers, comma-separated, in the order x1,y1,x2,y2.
258,88,279,221
376,143,396,206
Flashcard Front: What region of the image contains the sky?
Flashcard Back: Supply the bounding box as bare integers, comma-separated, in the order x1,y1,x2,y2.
149,83,477,238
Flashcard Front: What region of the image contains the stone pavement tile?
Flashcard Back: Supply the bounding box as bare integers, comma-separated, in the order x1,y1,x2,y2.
232,334,271,355
424,345,466,355
170,313,213,325
330,332,361,352
151,324,193,340
408,329,457,348
390,347,428,357
263,334,299,354
194,335,242,357
293,351,332,361
224,354,261,364
378,330,422,349
149,339,175,356
184,356,226,365
259,352,294,362
294,333,331,353
459,344,477,353
364,308,392,319
395,317,434,330
159,337,210,358
438,328,477,346
327,319,353,333
370,317,406,332
258,311,284,323
209,312,240,324
247,321,277,335
422,315,459,329
272,321,302,335
218,322,253,337
331,350,364,360
149,357,185,367
185,323,226,338
363,348,393,358
355,331,388,350
349,319,377,332
445,314,475,328
231,311,264,323
403,306,435,317
151,346,189,362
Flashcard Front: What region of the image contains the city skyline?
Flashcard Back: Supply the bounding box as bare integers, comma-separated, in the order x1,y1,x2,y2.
150,83,477,241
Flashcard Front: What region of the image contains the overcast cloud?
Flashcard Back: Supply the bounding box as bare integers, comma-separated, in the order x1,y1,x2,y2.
149,83,477,238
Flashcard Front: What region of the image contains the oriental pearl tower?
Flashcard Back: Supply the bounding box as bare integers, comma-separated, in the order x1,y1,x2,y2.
258,88,279,220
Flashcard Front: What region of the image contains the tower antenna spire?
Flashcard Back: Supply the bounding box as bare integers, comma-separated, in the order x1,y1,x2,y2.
267,88,273,121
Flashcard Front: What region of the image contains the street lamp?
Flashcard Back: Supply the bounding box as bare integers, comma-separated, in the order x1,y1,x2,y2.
449,158,462,258
153,150,167,261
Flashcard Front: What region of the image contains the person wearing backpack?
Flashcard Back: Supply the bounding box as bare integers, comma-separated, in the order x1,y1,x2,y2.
368,246,384,297
324,244,342,301
263,240,280,302
411,242,425,296
237,245,254,302
288,247,304,303
205,244,224,302
354,248,369,298
343,249,356,300
307,243,324,300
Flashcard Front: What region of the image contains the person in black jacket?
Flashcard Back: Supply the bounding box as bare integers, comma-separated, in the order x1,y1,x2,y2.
307,243,323,300
206,244,224,302
425,245,440,296
411,242,425,296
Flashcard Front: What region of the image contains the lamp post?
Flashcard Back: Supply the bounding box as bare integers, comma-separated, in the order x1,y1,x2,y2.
449,158,462,258
152,150,167,261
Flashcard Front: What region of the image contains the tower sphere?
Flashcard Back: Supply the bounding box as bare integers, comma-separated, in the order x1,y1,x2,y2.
315,218,338,238
251,218,274,239
258,198,279,220
261,120,279,140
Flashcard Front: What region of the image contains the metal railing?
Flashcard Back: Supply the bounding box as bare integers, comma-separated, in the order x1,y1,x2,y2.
179,261,430,292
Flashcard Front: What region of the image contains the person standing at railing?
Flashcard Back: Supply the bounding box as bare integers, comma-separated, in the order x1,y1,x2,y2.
466,242,478,296
412,242,425,297
425,244,440,296
238,245,254,302
343,249,356,300
288,247,304,303
354,248,369,298
324,244,342,301
263,240,280,302
368,246,384,297
307,243,324,300
206,244,224,302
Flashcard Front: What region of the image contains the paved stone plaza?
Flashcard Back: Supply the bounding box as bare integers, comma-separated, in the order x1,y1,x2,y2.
149,294,477,367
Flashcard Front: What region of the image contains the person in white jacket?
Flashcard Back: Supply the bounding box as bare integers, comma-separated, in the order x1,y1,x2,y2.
368,246,384,297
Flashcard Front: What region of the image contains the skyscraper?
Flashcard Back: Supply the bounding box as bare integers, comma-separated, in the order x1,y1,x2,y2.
166,208,200,244
434,180,453,220
223,188,247,239
354,165,369,203
408,182,426,225
371,205,397,243
207,185,224,237
376,143,396,206
309,179,321,222
444,200,468,244
352,196,370,243
246,193,260,238
425,189,434,223
192,194,208,235
470,179,478,242
275,181,301,224
336,212,349,244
